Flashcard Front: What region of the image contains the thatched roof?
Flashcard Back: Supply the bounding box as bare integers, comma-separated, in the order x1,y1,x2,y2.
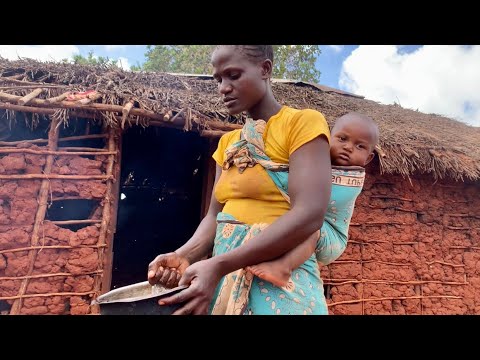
0,58,479,182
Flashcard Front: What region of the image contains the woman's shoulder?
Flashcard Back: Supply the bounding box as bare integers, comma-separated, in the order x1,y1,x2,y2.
219,128,241,143
217,129,242,150
276,106,328,131
293,107,327,122
275,106,327,126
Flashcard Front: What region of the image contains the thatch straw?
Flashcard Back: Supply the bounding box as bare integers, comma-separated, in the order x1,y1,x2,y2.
0,57,479,181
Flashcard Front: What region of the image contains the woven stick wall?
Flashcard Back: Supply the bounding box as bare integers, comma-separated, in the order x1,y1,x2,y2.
0,116,119,314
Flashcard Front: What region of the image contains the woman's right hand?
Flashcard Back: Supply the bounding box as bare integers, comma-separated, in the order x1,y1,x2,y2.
147,252,190,288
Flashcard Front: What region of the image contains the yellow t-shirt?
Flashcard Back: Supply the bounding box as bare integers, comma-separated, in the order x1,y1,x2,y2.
212,106,330,225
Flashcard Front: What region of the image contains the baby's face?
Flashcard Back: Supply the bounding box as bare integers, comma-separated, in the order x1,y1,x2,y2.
330,118,376,167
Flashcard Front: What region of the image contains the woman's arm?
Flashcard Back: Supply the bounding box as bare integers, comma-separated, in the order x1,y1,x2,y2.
147,165,223,285
176,165,224,264
213,135,331,274
160,135,331,314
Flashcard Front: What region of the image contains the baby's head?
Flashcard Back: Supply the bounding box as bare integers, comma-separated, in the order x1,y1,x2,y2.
330,112,379,167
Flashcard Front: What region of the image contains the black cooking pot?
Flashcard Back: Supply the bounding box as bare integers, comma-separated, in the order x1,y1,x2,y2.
92,281,188,315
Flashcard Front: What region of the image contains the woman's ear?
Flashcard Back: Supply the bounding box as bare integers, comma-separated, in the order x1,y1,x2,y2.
261,59,273,79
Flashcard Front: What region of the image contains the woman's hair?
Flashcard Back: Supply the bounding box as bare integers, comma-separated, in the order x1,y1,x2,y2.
214,45,274,64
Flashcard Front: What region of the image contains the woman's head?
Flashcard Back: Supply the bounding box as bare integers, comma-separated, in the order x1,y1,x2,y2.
211,45,276,117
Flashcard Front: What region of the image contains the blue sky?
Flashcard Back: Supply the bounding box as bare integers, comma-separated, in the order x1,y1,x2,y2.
0,45,478,127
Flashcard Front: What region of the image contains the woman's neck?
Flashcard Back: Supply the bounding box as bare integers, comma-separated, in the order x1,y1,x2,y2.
248,90,282,122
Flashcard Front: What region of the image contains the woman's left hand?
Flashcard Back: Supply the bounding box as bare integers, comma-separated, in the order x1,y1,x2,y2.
158,258,223,315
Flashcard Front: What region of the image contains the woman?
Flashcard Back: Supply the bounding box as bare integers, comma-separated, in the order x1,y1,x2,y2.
147,45,332,315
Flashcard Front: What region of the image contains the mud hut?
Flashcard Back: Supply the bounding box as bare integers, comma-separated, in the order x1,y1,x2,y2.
0,58,478,315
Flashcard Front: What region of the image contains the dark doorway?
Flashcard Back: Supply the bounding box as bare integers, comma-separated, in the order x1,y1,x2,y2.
110,127,208,289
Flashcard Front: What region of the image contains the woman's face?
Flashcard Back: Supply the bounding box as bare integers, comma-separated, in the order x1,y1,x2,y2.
211,46,269,115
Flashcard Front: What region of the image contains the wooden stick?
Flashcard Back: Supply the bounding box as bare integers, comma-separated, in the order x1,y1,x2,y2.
449,246,480,250
0,97,244,143
49,219,102,225
121,100,135,129
101,132,123,294
0,174,111,180
0,102,110,123
334,260,411,266
58,147,108,152
0,92,244,134
425,260,465,268
205,121,242,131
370,195,414,202
10,117,60,315
200,130,227,138
0,148,116,156
0,291,96,301
447,226,474,230
394,207,419,213
76,93,103,105
0,77,57,86
374,144,387,158
0,133,108,146
45,92,71,103
1,74,24,81
51,196,95,201
0,244,107,255
91,128,117,314
0,85,69,90
18,88,44,106
0,270,103,281
0,91,167,119
169,109,184,124
364,221,407,226
323,279,467,286
328,295,462,307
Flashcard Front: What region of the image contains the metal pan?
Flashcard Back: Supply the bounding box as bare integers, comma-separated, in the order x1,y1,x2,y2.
92,281,188,315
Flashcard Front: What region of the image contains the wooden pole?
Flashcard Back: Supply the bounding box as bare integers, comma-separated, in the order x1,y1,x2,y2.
90,127,117,314
18,88,44,106
101,130,123,294
0,95,243,134
49,219,102,225
0,148,116,156
0,244,106,255
0,174,111,180
10,117,60,315
0,133,108,146
200,130,228,138
0,270,102,281
121,100,134,129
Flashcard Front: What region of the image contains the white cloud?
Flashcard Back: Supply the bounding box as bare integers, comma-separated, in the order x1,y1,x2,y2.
327,45,344,53
104,45,127,51
339,45,480,127
0,45,80,62
116,57,130,70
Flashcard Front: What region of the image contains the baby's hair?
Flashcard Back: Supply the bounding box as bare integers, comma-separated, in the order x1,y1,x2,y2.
334,112,380,148
214,45,274,64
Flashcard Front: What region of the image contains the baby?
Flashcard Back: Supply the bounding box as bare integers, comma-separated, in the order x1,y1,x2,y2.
247,112,379,287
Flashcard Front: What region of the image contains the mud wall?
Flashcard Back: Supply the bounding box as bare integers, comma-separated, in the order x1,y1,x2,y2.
322,170,480,314
0,143,108,314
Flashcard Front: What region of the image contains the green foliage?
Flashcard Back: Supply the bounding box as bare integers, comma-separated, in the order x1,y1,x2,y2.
272,45,321,83
141,45,214,74
140,45,322,82
71,51,123,68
